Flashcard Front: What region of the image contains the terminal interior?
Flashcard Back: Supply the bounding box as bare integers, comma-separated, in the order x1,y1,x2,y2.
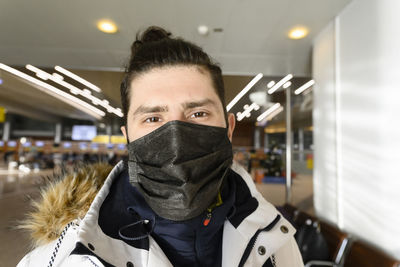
1,0,400,266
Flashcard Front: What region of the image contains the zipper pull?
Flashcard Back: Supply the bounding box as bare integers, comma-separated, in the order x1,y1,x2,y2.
203,212,212,226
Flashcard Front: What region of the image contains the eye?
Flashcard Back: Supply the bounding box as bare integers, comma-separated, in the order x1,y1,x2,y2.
144,117,161,123
190,111,207,118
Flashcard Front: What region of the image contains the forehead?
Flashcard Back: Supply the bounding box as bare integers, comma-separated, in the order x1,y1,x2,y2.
128,65,219,105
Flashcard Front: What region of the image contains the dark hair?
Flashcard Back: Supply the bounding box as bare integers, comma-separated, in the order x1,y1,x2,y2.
120,26,227,125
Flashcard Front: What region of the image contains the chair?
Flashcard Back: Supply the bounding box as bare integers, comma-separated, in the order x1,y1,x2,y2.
306,239,400,267
303,221,349,267
319,221,349,264
293,210,317,227
343,240,400,267
280,203,297,221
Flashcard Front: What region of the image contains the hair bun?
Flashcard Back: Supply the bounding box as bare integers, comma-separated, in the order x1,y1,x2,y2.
140,26,171,43
130,26,171,59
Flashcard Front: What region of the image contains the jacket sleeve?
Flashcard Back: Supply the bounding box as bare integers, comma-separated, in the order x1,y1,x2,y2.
273,237,304,267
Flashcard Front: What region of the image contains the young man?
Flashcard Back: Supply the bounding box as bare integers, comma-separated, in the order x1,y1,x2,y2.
18,27,303,267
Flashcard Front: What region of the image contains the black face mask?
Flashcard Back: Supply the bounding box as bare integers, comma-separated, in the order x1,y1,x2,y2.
127,120,233,221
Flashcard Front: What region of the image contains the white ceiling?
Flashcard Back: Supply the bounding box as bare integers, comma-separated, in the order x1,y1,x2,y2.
0,0,351,76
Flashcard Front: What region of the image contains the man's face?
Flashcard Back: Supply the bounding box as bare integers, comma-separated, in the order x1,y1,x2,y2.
121,65,235,142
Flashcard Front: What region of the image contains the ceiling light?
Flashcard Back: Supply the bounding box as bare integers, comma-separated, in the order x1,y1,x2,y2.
257,103,281,122
288,26,309,40
197,25,209,36
27,65,123,117
97,19,118,34
1,63,105,119
268,74,293,94
295,80,315,95
55,66,101,92
226,73,263,111
237,102,260,121
267,81,275,88
283,81,292,89
52,73,64,81
265,106,284,121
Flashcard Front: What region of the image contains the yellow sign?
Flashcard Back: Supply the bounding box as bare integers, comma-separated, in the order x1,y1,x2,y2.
92,135,126,144
92,135,110,143
0,107,5,123
111,135,126,144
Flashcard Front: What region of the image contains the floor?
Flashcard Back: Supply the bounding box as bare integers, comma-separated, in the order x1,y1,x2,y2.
0,165,313,266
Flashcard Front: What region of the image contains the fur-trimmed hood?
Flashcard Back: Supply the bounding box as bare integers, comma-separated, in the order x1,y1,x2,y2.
19,163,113,247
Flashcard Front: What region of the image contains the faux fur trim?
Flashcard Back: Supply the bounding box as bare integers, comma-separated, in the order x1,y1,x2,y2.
18,163,113,247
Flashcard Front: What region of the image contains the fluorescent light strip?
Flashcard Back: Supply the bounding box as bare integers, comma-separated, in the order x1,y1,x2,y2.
267,80,275,88
257,106,284,125
226,73,263,112
257,103,281,121
0,63,105,119
268,74,293,94
283,81,292,89
237,103,260,121
54,65,102,92
294,80,315,95
26,65,123,117
265,106,283,120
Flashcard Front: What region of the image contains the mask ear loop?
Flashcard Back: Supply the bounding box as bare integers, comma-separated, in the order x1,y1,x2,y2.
125,125,130,144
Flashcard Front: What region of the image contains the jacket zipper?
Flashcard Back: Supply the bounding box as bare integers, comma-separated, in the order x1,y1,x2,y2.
271,254,277,267
237,214,281,267
203,191,223,226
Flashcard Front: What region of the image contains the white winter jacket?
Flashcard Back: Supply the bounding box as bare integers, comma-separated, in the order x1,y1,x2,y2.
18,161,303,267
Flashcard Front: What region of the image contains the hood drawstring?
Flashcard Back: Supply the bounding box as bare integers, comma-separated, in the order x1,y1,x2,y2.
47,221,75,267
118,207,155,241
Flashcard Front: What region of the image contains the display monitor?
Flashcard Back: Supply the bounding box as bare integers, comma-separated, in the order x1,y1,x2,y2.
79,142,88,150
0,141,4,147
91,143,99,150
7,141,17,147
106,143,114,149
71,125,97,141
35,141,45,147
23,142,32,147
63,142,72,148
117,144,126,150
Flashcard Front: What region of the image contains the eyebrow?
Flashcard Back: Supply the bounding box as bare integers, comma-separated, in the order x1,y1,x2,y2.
181,98,218,110
132,105,169,117
132,98,218,117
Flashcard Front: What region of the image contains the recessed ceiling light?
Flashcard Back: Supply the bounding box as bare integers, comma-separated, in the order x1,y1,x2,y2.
197,25,209,36
97,19,118,34
288,26,308,39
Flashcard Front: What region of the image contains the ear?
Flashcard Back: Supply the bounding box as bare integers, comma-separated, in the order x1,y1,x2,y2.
227,113,236,142
121,126,127,140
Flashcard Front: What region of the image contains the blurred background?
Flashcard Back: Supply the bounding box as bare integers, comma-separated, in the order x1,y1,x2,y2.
1,0,399,266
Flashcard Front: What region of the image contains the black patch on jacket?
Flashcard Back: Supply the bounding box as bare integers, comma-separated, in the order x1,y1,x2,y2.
228,169,259,228
263,258,275,267
70,242,115,267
